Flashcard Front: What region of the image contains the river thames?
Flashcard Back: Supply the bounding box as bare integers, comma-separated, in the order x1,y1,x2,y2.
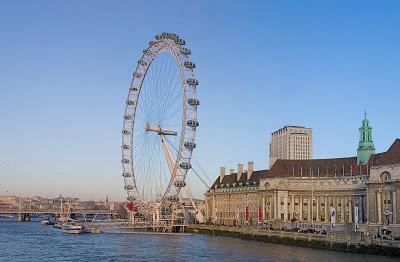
0,219,397,262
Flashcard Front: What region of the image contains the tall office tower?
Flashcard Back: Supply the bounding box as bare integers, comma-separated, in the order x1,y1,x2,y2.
269,126,313,168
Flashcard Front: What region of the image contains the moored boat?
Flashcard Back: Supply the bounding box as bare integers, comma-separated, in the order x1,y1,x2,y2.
41,219,54,225
61,225,83,234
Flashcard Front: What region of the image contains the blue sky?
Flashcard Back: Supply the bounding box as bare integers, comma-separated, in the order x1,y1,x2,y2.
1,1,400,200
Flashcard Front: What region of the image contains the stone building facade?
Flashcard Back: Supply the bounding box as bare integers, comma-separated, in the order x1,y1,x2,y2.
205,117,400,233
365,139,400,233
204,162,267,225
259,157,369,225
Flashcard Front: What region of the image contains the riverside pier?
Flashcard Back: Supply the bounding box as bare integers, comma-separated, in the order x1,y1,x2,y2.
188,224,400,256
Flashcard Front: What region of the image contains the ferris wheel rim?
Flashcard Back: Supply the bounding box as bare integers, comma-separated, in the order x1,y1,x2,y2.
121,33,199,214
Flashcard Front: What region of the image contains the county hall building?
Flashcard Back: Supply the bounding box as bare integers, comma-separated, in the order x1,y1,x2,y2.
205,115,400,234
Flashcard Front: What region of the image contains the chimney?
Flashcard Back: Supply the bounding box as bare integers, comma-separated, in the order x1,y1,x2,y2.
219,167,226,183
247,161,254,180
237,163,243,181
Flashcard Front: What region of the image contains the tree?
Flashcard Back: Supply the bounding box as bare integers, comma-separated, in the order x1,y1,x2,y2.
115,203,128,219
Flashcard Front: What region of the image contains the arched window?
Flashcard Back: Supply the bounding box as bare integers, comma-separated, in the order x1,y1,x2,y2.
380,172,392,183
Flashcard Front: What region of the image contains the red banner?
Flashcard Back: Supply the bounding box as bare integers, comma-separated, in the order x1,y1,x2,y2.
245,206,249,224
127,201,137,212
258,207,262,224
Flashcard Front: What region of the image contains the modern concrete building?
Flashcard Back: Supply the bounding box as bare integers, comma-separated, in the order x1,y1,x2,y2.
205,116,400,234
269,126,312,168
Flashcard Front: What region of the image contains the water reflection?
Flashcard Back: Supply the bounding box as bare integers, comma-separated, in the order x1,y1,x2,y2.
0,220,397,262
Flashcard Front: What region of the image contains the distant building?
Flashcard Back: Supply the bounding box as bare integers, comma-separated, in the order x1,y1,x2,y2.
269,126,312,168
0,195,18,205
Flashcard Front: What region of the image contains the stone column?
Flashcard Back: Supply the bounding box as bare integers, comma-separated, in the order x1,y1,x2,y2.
307,195,311,222
340,196,345,223
333,196,336,222
356,195,361,223
262,196,265,219
228,194,231,224
362,195,367,223
283,196,288,222
393,191,397,224
291,195,295,220
348,196,352,223
276,193,280,220
377,192,382,224
274,192,278,220
299,196,303,221
366,192,370,223
212,195,216,219
324,196,328,222
316,196,320,222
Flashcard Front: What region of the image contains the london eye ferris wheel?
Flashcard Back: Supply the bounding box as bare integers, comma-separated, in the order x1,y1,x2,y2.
121,33,200,219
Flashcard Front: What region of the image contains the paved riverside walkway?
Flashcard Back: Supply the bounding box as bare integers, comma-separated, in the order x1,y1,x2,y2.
187,224,400,256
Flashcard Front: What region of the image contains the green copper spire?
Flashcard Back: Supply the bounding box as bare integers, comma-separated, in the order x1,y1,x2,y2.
357,111,375,165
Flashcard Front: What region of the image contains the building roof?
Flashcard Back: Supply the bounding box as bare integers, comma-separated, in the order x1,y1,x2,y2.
268,156,367,178
211,170,269,189
268,139,400,178
209,139,400,189
271,125,311,134
369,139,400,166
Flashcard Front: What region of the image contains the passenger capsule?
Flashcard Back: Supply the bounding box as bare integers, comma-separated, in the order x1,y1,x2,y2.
155,35,160,40
138,60,148,67
148,41,154,45
175,38,185,45
122,144,130,150
167,195,178,202
127,195,136,201
134,71,142,78
187,78,199,86
187,120,199,127
165,33,178,39
126,100,135,106
174,180,186,188
122,159,130,164
124,115,132,120
143,49,153,55
129,87,138,92
188,98,200,106
184,61,195,69
179,162,192,169
122,129,131,135
124,184,134,190
122,172,132,177
184,141,196,149
180,48,191,55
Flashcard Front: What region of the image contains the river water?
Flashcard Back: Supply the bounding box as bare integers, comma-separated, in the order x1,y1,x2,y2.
0,218,397,262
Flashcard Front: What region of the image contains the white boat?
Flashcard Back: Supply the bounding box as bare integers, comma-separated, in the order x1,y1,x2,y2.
41,219,54,225
61,225,83,234
0,214,13,218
